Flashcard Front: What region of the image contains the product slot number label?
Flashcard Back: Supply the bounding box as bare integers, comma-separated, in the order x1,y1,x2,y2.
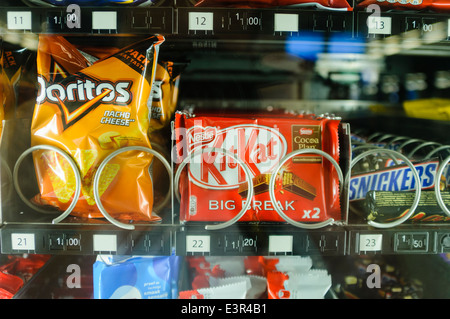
189,12,214,31
367,16,392,35
186,235,211,253
7,11,32,30
268,235,293,254
359,234,383,252
11,233,35,251
92,11,117,30
448,19,450,37
93,234,117,252
274,13,298,33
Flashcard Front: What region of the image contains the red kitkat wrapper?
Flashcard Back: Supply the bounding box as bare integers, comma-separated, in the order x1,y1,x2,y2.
357,0,450,12
174,111,342,224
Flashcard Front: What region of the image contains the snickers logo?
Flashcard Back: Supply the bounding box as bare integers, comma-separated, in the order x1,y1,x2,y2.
349,161,439,201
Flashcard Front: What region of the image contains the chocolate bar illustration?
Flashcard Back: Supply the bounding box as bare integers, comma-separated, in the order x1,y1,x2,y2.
238,173,272,198
282,171,317,201
238,171,317,201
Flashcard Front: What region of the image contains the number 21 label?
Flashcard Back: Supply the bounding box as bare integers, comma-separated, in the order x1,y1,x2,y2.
11,233,35,251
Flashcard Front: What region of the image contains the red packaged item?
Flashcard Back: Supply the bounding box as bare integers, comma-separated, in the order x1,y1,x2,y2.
356,0,450,12
174,111,343,227
0,272,24,297
0,288,14,299
195,0,352,10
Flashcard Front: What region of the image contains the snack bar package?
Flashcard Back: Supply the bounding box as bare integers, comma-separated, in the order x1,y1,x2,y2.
194,0,352,10
93,255,180,299
174,111,343,225
356,0,450,12
267,269,332,299
30,35,165,223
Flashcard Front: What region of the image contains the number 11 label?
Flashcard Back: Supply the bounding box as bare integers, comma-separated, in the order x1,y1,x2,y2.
7,11,32,30
189,12,214,31
367,16,392,35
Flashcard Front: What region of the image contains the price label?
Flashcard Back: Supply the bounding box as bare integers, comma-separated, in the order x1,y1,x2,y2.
92,11,117,30
359,234,383,252
11,233,35,251
186,235,210,253
189,12,214,31
7,11,32,30
268,235,293,254
367,16,392,35
93,234,117,252
274,13,298,33
395,233,428,252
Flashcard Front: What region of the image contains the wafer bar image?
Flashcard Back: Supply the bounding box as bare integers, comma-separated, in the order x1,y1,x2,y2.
282,171,317,201
238,173,272,198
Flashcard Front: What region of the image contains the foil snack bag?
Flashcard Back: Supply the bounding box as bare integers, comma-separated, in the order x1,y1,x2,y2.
30,35,164,222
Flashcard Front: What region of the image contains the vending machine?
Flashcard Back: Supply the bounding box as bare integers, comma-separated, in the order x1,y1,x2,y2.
0,0,449,301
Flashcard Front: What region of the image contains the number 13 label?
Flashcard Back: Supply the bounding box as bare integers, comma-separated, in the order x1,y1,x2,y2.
367,16,392,35
189,12,214,31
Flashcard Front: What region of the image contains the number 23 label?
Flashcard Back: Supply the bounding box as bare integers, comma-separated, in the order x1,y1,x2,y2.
359,234,383,252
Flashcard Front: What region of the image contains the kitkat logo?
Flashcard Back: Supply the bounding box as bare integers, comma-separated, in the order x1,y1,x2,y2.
185,125,287,189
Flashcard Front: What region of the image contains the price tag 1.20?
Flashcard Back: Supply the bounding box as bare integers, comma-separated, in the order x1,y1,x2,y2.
7,11,32,30
367,16,392,35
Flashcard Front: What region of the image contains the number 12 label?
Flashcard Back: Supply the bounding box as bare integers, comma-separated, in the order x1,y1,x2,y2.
189,12,214,31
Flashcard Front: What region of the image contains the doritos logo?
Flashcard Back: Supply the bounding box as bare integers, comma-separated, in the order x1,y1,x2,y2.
36,73,133,129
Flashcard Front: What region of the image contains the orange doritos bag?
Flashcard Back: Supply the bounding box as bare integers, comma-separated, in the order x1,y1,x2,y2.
31,35,165,223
